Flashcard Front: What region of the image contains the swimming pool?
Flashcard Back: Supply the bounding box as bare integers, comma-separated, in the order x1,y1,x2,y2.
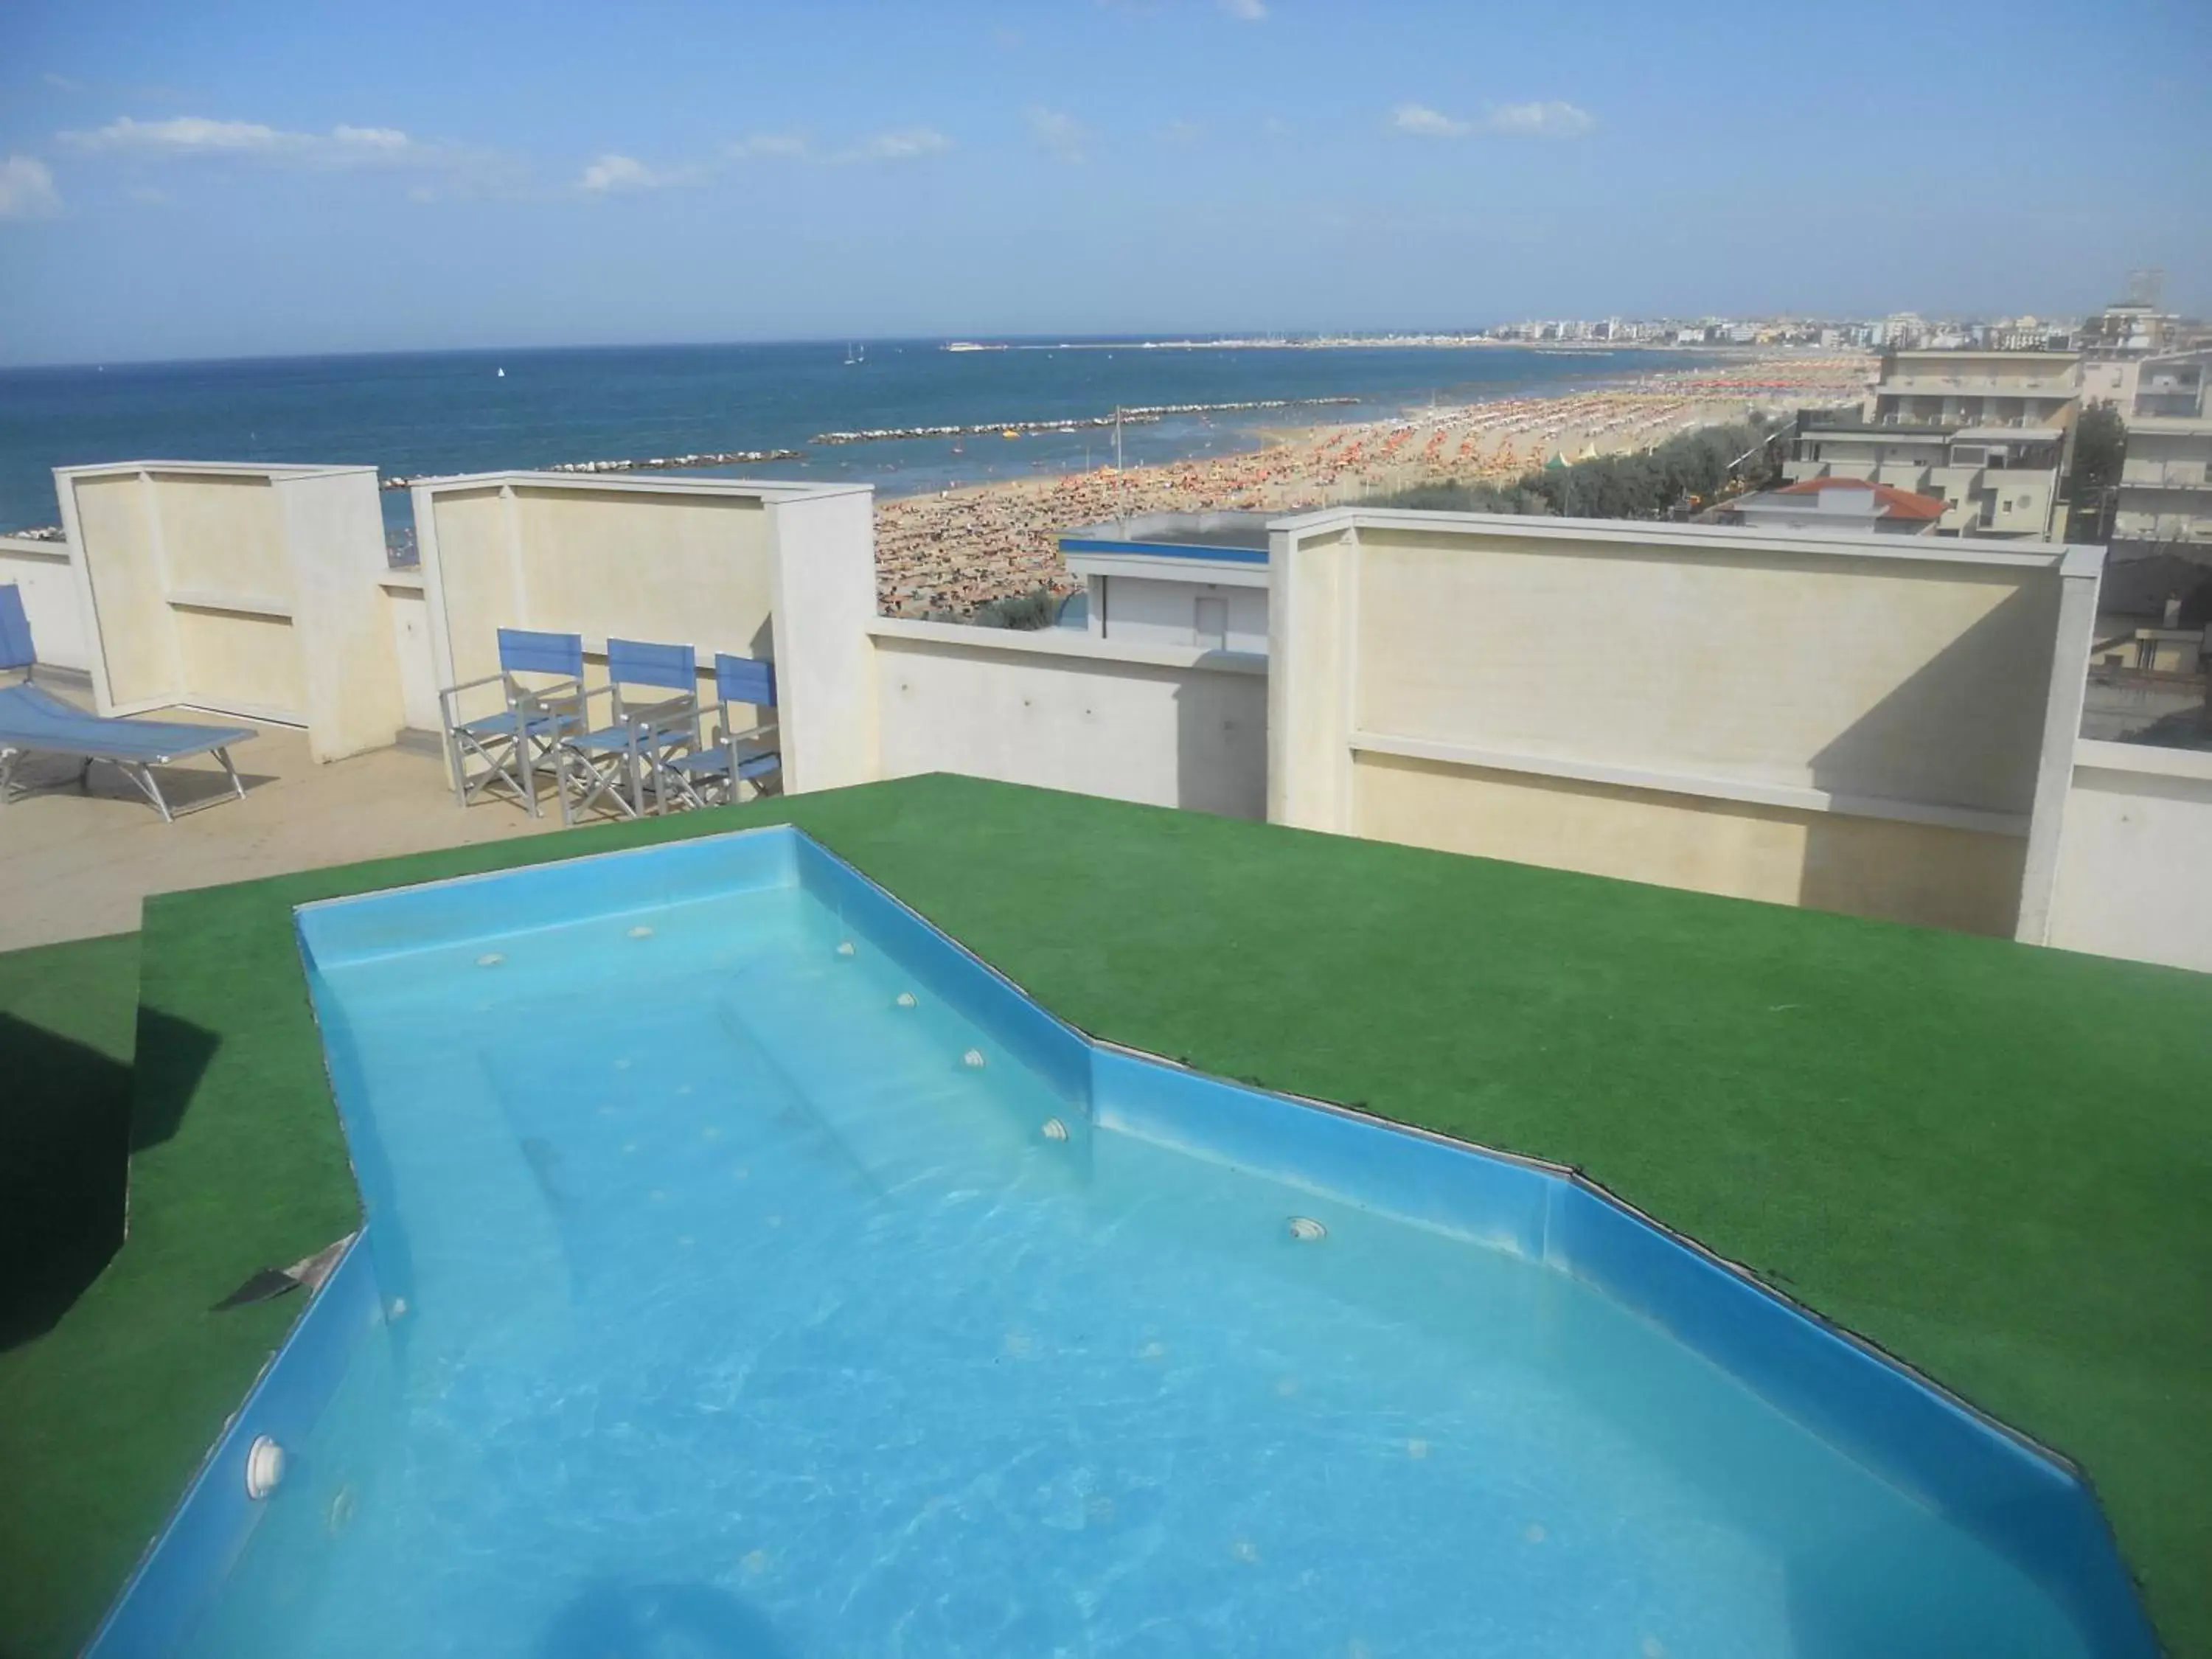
92,827,2153,1657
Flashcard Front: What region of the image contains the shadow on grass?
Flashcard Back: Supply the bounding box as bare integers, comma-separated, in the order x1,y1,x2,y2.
128,1006,222,1155
0,1009,218,1352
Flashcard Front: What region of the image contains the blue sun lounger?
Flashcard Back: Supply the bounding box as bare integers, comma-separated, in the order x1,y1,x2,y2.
0,584,257,821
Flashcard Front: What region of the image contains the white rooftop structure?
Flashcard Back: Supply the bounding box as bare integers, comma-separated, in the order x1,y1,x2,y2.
1057,512,1270,654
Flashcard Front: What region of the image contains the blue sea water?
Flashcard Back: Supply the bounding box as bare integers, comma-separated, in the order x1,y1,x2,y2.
0,339,1703,537
192,835,2103,1659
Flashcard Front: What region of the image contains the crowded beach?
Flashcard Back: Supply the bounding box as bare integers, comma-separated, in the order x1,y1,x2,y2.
874,355,1871,617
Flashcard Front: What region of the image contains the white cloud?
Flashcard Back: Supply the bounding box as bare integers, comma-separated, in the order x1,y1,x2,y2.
1220,0,1267,18
43,72,83,92
1391,104,1470,139
727,133,811,161
1390,100,1596,140
69,115,285,155
331,124,411,153
848,127,953,161
0,155,62,219
1026,105,1089,164
58,114,508,177
1485,100,1595,137
723,128,953,167
1161,119,1204,147
588,128,953,191
577,153,682,192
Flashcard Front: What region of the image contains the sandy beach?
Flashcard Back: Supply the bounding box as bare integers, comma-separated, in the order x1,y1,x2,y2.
875,354,1872,616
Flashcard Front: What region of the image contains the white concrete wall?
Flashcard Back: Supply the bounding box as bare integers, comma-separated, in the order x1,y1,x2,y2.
768,486,880,793
50,463,404,760
869,618,1267,818
0,535,91,671
413,473,876,792
1093,573,1269,654
381,569,441,732
2046,740,2212,973
1270,509,2100,938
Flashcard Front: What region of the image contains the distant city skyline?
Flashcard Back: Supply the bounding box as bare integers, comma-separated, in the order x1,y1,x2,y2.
1,0,2208,368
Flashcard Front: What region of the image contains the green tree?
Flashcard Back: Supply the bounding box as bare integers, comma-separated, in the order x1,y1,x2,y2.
2072,403,2127,495
2066,404,2126,542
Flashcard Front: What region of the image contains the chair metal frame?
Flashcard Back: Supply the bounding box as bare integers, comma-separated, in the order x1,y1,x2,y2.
554,638,700,824
438,628,586,817
1,586,254,821
661,653,781,810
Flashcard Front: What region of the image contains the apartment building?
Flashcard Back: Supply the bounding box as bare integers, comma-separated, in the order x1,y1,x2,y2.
2113,352,2212,550
1783,347,2079,537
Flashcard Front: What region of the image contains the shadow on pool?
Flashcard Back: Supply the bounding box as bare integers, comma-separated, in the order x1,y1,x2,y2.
538,1579,790,1659
1787,1514,2092,1659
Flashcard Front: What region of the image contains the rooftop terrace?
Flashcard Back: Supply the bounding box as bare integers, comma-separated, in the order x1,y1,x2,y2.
2,774,2208,1655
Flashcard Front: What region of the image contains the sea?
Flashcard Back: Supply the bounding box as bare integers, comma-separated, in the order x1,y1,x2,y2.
0,339,1706,545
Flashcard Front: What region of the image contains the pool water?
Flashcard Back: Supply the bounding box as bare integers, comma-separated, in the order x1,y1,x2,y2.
173,831,2110,1658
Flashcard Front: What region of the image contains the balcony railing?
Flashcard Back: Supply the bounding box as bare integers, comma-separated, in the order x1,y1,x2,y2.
1877,377,2076,399
2120,462,2212,489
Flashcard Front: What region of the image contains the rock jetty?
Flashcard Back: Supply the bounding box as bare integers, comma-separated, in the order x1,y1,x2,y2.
379,448,804,490
810,397,1357,446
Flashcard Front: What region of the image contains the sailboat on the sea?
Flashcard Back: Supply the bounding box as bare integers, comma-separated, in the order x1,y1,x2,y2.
844,343,863,366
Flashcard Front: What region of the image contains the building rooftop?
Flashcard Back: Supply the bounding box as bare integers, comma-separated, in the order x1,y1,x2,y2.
1760,477,1947,520
1,774,2208,1656
1059,509,1273,563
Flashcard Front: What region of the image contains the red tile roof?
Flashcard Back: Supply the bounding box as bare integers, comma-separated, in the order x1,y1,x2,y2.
1775,476,1947,520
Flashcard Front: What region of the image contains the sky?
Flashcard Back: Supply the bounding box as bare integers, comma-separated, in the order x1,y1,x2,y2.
1,0,2208,366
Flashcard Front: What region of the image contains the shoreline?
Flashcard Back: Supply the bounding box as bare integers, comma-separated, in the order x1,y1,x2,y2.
874,354,1871,617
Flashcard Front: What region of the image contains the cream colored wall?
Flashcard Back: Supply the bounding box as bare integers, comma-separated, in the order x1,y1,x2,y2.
275,469,406,759
872,620,1267,818
1270,511,2098,938
421,487,515,711
152,473,288,602
771,488,879,792
1355,751,2028,936
383,574,441,731
66,473,175,710
428,485,773,694
2046,741,2212,973
170,605,305,716
416,476,875,791
509,487,773,656
55,464,402,757
1349,526,2053,813
0,538,91,672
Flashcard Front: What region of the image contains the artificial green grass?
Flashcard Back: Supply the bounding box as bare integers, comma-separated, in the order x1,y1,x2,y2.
0,932,144,1658
2,773,2206,1656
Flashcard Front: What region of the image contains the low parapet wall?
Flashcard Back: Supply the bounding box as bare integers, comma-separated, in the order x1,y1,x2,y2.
1267,509,2101,939
867,617,1267,819
2048,740,2212,973
0,535,88,672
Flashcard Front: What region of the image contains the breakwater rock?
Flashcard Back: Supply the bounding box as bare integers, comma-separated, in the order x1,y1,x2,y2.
810,397,1357,446
380,448,805,490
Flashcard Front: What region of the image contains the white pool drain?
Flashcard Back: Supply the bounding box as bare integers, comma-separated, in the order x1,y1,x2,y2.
244,1436,285,1500
1040,1118,1070,1141
1287,1216,1327,1242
